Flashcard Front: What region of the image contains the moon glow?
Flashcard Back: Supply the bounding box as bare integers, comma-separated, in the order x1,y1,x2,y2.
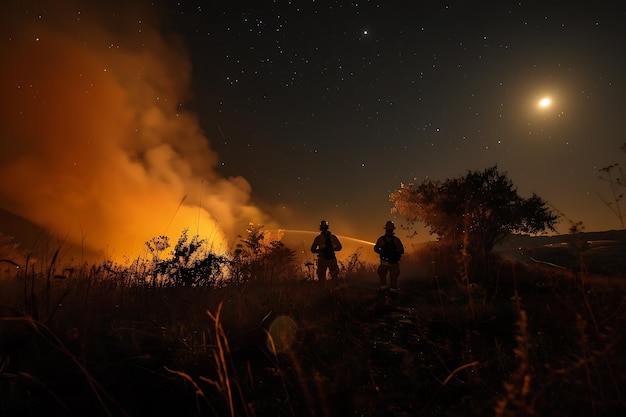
538,97,551,108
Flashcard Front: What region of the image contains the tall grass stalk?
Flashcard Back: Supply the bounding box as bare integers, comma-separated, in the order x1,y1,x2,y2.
494,291,534,417
571,225,623,404
164,301,254,417
202,302,235,417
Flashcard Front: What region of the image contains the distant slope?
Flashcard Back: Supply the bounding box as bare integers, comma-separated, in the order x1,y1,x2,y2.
0,207,47,249
495,230,626,276
496,230,626,249
0,208,107,263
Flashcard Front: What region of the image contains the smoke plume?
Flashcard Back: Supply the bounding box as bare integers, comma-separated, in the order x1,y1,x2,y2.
0,2,272,261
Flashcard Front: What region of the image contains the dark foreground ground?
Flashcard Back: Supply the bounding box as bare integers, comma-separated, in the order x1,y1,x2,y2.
1,259,625,417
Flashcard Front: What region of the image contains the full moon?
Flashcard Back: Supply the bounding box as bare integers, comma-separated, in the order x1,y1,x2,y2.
538,97,551,108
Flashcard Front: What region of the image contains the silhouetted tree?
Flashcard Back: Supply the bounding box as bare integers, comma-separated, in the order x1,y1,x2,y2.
390,166,558,258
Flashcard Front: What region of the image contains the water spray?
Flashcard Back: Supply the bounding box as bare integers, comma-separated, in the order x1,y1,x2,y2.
277,229,375,246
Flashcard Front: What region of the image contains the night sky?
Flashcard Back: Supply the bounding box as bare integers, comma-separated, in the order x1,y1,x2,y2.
1,0,625,262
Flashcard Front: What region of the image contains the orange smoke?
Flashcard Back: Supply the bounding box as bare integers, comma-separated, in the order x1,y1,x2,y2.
0,2,272,262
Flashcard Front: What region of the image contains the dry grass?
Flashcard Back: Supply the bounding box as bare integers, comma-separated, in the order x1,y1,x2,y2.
0,238,625,416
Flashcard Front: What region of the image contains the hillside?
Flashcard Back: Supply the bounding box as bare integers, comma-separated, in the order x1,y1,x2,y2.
494,230,626,276
0,207,45,249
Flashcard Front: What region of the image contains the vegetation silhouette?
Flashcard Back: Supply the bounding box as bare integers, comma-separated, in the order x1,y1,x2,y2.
390,165,558,298
390,165,558,255
0,167,625,417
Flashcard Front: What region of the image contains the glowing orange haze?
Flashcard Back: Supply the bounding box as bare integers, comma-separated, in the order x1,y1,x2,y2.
0,4,276,262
